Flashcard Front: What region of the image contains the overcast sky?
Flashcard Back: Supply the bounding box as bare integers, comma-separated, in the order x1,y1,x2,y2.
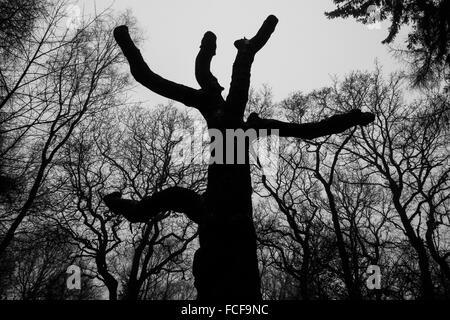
80,0,405,106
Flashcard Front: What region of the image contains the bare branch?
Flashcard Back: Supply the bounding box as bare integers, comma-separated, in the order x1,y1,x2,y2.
195,31,224,95
226,15,278,116
246,109,375,139
113,26,202,108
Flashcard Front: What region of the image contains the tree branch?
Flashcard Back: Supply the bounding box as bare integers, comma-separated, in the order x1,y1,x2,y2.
113,26,202,108
226,15,278,116
195,31,224,95
103,186,204,224
246,109,375,139
238,14,279,53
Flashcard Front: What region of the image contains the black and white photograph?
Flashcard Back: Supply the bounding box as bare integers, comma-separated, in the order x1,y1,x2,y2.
0,0,449,317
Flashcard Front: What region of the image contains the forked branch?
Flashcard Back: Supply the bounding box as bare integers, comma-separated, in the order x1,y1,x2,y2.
113,26,202,108
227,15,279,116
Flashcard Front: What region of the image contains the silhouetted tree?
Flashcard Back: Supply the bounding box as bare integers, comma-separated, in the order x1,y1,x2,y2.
335,69,450,299
0,223,100,300
253,68,449,300
104,15,375,300
48,104,203,300
0,0,46,199
0,1,131,257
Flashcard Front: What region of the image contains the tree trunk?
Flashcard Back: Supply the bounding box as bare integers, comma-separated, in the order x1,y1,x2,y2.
105,277,118,301
95,254,119,300
392,194,434,299
195,154,261,300
299,242,310,300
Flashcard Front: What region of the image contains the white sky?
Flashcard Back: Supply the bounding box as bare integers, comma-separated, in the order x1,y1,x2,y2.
80,0,406,106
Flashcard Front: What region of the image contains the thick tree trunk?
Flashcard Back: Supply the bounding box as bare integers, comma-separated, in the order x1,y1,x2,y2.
108,17,375,301
125,282,141,301
195,159,261,300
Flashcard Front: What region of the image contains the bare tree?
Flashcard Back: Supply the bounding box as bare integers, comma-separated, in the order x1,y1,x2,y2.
48,115,123,300
104,105,202,300
0,0,46,197
0,222,100,300
45,102,203,300
253,72,448,300
343,70,450,299
104,16,374,300
0,1,130,257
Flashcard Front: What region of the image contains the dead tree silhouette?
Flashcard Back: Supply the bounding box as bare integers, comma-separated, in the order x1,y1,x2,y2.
104,15,375,301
